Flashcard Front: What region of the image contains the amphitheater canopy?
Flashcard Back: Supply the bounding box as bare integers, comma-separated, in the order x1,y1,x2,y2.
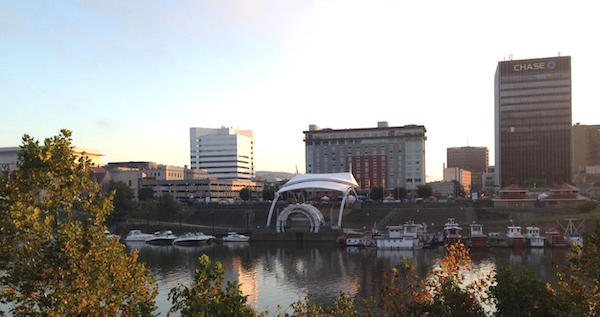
276,173,359,194
267,173,359,229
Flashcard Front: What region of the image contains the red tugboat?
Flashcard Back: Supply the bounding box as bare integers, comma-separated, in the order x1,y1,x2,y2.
468,222,488,247
545,226,568,247
506,225,525,248
444,218,463,244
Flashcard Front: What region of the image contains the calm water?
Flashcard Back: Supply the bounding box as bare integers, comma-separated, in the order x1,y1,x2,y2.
125,242,568,316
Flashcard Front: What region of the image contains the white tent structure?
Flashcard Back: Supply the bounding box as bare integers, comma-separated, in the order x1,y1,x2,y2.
266,173,359,232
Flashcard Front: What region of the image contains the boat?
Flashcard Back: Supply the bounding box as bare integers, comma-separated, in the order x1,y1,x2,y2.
145,230,176,245
563,219,583,247
375,220,423,250
345,232,376,247
104,230,120,241
124,230,155,242
174,232,215,246
545,226,568,247
524,226,545,248
222,232,250,242
443,218,463,243
468,222,488,247
506,225,526,247
487,232,509,248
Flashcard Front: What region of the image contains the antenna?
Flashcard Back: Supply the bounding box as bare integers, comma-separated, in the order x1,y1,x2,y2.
558,51,561,56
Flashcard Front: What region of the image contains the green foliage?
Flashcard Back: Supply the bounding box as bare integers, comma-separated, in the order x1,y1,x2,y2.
138,187,155,201
370,186,384,201
0,130,157,316
393,187,407,200
416,184,433,198
491,265,556,317
156,193,181,221
262,187,275,201
283,293,374,317
169,254,256,317
107,180,136,220
239,187,251,201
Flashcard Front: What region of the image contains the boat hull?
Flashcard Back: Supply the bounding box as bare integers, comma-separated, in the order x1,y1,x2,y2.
376,237,422,250
509,237,526,248
174,239,211,246
469,236,488,247
146,238,175,245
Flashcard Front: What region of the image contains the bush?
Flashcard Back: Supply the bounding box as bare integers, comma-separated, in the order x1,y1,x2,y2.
578,201,598,213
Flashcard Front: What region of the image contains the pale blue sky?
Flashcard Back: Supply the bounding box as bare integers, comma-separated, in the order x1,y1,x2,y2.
2,1,599,181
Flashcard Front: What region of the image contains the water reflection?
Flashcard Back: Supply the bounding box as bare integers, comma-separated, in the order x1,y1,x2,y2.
126,242,567,316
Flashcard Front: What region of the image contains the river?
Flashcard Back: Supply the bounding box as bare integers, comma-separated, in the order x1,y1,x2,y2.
125,241,569,316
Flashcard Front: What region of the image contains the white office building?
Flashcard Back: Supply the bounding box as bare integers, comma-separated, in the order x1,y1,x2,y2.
190,127,255,180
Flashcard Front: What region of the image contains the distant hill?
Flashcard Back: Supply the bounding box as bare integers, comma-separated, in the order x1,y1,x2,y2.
255,171,296,183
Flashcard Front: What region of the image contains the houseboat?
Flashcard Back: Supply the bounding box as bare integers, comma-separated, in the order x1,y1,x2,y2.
468,222,488,247
545,227,568,247
524,226,545,248
376,220,423,250
506,225,525,248
443,218,462,243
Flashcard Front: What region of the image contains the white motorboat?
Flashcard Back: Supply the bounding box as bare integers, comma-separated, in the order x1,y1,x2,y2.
222,232,250,242
174,232,215,246
525,226,545,248
145,230,176,245
124,230,154,242
375,220,423,250
104,230,120,241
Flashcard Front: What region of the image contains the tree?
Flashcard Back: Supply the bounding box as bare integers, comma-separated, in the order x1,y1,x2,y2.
168,255,256,317
138,187,155,201
262,187,275,201
107,180,136,220
417,184,433,199
551,221,600,315
0,130,157,315
239,187,251,201
370,186,385,201
393,187,407,200
157,193,181,221
491,265,557,317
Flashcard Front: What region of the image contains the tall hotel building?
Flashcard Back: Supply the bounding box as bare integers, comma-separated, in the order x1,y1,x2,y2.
304,122,426,191
495,56,572,186
190,127,255,180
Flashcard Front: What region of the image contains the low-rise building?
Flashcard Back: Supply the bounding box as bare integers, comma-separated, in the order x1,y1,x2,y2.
492,184,536,208
427,181,455,199
139,178,263,202
541,183,589,207
443,167,472,195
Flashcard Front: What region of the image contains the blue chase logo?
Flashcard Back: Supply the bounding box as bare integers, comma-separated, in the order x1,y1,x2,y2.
547,61,556,70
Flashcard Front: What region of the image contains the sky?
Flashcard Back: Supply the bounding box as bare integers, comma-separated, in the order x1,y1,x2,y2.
1,0,599,181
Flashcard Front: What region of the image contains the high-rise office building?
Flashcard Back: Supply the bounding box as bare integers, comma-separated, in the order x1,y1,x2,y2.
572,123,600,184
572,123,600,173
495,56,572,186
190,127,255,180
304,122,426,190
446,146,488,192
